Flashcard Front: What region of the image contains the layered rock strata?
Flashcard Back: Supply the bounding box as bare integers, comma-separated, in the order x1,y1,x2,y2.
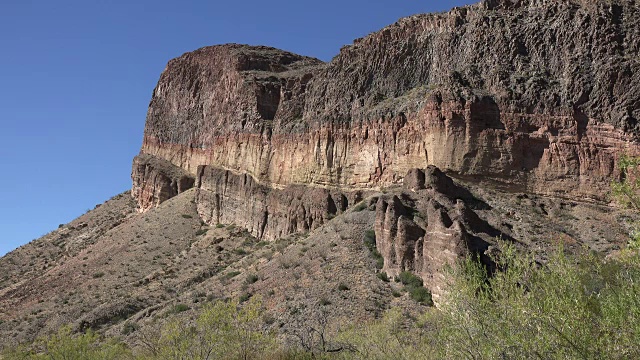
131,154,195,212
375,167,499,302
136,0,640,212
132,0,640,256
195,166,364,240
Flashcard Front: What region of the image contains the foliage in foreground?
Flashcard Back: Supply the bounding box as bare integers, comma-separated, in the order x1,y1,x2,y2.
337,244,640,359
612,154,640,249
4,245,640,359
1,326,130,360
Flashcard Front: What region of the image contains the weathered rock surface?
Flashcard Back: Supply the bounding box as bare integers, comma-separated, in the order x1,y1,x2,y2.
5,0,640,348
135,0,640,216
127,1,640,296
131,154,195,212
374,167,497,302
195,166,364,240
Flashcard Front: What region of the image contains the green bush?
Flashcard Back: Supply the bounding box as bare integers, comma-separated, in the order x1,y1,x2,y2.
398,271,432,305
353,202,368,212
376,272,390,282
337,244,640,359
363,229,384,269
121,322,139,336
223,270,241,280
398,271,423,288
148,296,275,359
429,243,640,359
169,304,190,314
2,326,131,360
408,286,433,306
233,248,248,256
611,155,640,249
246,274,259,284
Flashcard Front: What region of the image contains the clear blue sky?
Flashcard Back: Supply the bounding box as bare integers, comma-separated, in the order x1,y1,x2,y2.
0,0,475,256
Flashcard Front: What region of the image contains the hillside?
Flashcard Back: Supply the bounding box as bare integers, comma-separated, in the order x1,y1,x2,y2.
1,0,640,353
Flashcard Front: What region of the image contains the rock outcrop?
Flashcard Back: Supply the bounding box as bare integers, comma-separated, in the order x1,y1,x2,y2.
374,167,497,302
195,166,364,240
131,154,195,212
132,0,640,257
136,0,640,210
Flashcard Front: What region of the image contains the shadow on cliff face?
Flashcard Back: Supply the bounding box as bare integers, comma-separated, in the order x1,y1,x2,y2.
375,166,513,300
405,166,492,211
470,96,505,131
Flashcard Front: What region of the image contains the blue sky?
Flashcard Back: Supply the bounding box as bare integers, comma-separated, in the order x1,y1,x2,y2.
0,0,475,256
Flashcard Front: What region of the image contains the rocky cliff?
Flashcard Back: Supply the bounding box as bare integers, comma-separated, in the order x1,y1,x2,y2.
131,0,640,298
4,0,640,349
194,165,364,240
374,167,511,301
137,0,640,201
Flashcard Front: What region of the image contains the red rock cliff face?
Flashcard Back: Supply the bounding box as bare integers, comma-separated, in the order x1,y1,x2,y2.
374,167,499,302
137,0,640,206
129,0,640,300
133,0,640,237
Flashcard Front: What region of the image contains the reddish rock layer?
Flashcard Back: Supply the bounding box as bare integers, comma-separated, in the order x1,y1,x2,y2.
136,0,640,212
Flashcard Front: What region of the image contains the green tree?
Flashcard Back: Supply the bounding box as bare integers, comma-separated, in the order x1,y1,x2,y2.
146,296,275,360
612,155,640,249
2,326,131,360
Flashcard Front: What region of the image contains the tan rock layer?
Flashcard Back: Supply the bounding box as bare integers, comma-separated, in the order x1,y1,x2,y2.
135,1,640,212
141,96,639,200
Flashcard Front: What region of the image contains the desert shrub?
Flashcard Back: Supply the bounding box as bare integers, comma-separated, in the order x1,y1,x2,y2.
223,270,241,280
338,244,640,359
233,248,248,256
319,298,332,306
145,296,276,360
121,322,139,336
426,243,640,359
246,274,259,284
363,230,384,269
408,286,433,306
376,271,390,282
611,155,640,249
397,271,432,306
2,326,131,360
398,271,423,287
169,304,190,314
337,308,430,359
337,283,350,291
353,202,367,212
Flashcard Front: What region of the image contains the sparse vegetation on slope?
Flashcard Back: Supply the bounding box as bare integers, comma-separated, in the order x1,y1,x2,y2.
4,242,639,359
